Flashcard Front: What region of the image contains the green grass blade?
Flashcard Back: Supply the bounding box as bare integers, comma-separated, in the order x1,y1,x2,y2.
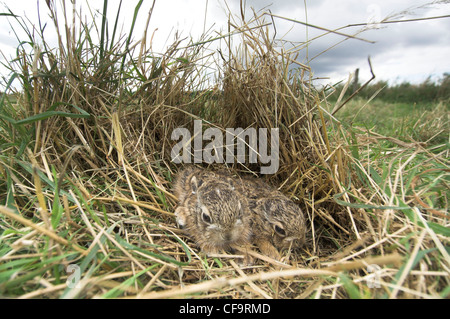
0,72,18,111
109,1,122,52
100,264,158,298
51,165,63,229
99,0,108,60
339,274,361,299
16,160,76,203
14,103,90,125
114,233,190,266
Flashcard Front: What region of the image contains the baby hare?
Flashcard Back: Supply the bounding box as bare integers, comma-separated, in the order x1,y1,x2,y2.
173,167,251,256
236,177,306,260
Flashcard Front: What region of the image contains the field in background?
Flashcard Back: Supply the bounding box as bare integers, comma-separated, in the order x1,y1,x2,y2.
335,99,448,146
0,1,449,299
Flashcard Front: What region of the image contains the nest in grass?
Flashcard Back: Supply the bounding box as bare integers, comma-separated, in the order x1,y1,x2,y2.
40,12,359,260
114,20,360,261
1,4,385,299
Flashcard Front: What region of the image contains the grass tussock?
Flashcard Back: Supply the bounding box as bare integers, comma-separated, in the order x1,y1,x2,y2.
0,1,449,299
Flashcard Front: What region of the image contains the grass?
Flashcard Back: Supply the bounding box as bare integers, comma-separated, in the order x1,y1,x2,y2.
335,98,449,146
0,1,449,299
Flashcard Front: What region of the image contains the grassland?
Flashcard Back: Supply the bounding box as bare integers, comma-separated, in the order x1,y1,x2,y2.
0,1,449,299
335,98,448,146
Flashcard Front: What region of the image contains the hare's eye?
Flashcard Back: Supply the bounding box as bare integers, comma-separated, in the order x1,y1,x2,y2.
274,224,286,237
201,208,212,224
202,212,212,224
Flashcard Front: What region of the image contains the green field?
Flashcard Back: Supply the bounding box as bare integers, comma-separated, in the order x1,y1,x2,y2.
335,99,448,146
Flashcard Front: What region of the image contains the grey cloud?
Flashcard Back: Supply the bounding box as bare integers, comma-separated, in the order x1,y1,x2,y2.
278,9,450,81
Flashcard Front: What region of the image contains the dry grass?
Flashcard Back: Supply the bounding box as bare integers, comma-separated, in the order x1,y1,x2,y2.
0,1,448,299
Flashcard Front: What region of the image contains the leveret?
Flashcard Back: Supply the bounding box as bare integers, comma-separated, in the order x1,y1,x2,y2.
173,167,252,256
235,177,306,260
173,167,306,262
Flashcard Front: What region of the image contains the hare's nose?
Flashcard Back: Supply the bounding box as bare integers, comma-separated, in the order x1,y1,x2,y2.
224,232,232,242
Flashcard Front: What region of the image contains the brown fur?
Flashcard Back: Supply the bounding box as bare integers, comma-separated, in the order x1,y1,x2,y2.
173,167,252,256
235,176,306,259
173,167,306,261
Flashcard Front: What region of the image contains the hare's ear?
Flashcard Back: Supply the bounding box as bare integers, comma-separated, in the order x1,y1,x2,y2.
190,175,198,194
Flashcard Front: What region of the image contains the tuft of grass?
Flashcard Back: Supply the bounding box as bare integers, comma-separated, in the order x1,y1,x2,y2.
0,1,448,299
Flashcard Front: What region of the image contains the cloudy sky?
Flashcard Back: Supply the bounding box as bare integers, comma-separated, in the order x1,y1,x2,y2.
1,0,449,86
